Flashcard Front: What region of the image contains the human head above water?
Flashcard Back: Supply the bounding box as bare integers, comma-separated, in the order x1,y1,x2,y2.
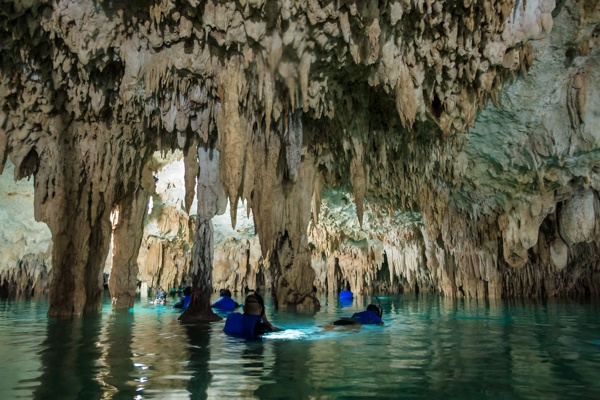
219,288,232,298
367,304,382,318
243,291,264,316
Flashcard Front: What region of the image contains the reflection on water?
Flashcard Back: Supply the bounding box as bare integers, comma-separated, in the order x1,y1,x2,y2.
1,293,600,399
35,314,105,399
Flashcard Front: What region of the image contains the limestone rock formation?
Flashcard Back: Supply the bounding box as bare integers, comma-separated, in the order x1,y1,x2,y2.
1,0,599,315
136,154,194,294
0,161,52,298
136,154,266,296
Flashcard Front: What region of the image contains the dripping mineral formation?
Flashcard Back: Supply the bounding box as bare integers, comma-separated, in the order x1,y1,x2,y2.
0,0,599,317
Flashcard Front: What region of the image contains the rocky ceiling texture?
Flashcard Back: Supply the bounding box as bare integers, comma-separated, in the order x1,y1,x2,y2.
0,0,599,317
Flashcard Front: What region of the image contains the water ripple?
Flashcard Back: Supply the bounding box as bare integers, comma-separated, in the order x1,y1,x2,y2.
1,295,600,399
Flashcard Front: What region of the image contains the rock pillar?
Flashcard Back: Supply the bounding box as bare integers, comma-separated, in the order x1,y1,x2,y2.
251,129,320,310
47,205,111,317
108,165,155,309
38,129,113,316
179,146,225,323
30,121,150,317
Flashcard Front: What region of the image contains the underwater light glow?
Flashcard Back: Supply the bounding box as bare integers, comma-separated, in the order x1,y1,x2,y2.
262,327,322,340
262,329,306,340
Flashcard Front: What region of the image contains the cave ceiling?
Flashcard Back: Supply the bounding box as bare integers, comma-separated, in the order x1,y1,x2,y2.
1,0,599,278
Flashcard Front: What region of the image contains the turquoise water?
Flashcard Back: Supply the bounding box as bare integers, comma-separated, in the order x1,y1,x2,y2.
1,293,599,399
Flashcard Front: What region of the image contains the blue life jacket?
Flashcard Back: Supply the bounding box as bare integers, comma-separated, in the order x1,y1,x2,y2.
339,290,353,300
223,313,262,338
212,296,237,310
182,295,191,310
351,310,382,324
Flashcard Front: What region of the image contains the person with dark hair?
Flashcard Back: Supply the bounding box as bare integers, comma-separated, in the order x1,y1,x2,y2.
223,291,281,339
173,286,192,310
329,304,384,326
211,288,241,311
151,288,167,305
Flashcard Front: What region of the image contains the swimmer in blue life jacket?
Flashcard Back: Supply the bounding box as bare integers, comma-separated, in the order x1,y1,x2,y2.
223,291,281,339
211,288,241,311
328,304,384,327
173,286,192,310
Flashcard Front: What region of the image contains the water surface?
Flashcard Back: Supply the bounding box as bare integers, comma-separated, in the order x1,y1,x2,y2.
1,293,599,399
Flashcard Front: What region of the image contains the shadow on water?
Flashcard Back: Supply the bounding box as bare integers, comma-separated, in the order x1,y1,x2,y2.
34,314,104,399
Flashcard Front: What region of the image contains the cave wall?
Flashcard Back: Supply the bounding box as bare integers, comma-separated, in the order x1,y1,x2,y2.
0,0,599,313
0,160,51,298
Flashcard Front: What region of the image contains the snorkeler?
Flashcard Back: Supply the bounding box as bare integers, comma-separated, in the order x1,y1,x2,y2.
329,304,384,327
151,288,167,305
223,291,281,339
211,288,241,311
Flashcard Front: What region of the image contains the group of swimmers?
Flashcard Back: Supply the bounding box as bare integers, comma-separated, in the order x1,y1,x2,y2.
153,285,383,339
221,289,383,339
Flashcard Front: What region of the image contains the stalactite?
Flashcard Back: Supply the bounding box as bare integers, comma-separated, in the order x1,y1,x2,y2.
285,107,303,182
395,62,417,131
312,171,324,224
1,0,600,313
184,138,199,214
213,236,265,293
567,72,586,131
0,256,50,299
350,141,367,228
217,58,246,229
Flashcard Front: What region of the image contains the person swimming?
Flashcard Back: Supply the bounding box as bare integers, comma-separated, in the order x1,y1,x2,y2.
151,288,167,305
173,286,192,310
211,288,241,311
330,304,384,326
223,291,281,339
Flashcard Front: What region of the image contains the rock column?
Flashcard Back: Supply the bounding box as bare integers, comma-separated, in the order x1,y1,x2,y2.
38,130,112,317
179,146,225,323
31,121,150,317
251,127,320,310
108,165,155,309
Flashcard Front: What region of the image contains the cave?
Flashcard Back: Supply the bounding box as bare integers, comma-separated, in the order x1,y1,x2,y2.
1,0,597,316
1,0,600,397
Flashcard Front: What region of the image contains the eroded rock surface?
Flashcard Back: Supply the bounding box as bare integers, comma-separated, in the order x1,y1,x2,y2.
0,161,51,298
1,0,599,314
